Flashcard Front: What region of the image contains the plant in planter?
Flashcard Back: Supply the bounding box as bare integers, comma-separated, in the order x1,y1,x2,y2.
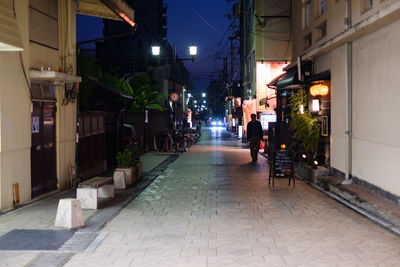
288,90,330,182
115,147,137,187
288,89,320,165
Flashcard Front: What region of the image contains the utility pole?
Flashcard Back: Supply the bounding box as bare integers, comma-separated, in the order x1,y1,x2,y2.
223,57,228,82
229,36,234,81
173,44,177,129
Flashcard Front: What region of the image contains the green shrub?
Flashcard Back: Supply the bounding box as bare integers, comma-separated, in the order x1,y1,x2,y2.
288,90,320,164
116,146,139,168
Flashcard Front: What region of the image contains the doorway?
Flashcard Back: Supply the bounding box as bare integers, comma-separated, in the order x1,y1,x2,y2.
31,101,57,198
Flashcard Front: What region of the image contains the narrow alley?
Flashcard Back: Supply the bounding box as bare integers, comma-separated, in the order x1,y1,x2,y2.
0,127,399,266
60,127,399,266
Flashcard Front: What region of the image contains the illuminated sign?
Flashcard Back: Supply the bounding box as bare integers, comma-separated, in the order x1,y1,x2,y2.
260,114,277,130
256,62,288,112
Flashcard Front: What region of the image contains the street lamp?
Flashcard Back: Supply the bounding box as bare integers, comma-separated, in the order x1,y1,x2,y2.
202,93,206,97
151,46,160,56
152,44,198,129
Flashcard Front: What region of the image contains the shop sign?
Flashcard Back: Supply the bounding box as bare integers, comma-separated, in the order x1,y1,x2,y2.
256,62,287,112
169,92,179,102
32,116,40,133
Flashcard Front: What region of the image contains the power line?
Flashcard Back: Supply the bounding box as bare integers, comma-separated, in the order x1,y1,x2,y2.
182,0,224,36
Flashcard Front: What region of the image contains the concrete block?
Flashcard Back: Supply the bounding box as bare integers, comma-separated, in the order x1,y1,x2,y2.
55,198,84,229
77,188,98,209
113,171,126,189
98,184,114,198
115,167,133,186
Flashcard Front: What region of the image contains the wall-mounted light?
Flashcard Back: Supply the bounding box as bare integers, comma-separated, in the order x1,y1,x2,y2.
312,99,320,112
299,104,304,114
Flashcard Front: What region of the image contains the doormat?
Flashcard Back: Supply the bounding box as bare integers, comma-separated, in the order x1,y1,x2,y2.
0,229,74,250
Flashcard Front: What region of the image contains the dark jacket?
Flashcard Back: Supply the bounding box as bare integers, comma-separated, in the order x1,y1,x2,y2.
247,120,263,139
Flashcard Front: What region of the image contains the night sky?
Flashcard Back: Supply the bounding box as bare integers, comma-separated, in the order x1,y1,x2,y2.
76,0,232,93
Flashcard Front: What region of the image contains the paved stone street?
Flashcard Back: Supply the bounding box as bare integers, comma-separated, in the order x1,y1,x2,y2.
63,127,400,267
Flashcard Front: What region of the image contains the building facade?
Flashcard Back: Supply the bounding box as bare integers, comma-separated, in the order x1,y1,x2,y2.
0,0,134,210
292,0,400,199
241,0,291,130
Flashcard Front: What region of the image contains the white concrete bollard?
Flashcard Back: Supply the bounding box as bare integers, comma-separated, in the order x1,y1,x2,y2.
113,171,126,189
55,198,84,229
98,184,114,198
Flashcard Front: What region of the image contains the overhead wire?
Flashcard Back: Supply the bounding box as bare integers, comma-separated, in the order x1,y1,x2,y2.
182,0,224,36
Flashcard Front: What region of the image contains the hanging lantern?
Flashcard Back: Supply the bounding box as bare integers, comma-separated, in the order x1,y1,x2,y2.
310,82,329,96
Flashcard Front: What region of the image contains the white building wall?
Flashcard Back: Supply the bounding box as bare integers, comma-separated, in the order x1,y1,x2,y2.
0,0,31,209
351,19,400,195
55,89,77,191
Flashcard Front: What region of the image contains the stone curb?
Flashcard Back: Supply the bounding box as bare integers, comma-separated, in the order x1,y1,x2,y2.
297,174,400,237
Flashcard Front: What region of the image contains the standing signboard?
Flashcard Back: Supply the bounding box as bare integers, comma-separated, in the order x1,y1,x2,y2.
269,150,295,187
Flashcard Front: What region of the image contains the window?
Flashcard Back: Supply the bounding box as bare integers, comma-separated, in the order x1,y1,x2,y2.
306,0,312,26
304,33,312,49
320,0,327,15
316,21,327,40
366,0,373,10
362,0,373,12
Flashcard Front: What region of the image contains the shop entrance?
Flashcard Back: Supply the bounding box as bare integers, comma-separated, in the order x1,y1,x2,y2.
31,101,57,198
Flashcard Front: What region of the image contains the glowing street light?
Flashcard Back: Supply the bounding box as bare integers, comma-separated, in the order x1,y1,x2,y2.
202,93,206,97
189,46,198,56
151,46,160,56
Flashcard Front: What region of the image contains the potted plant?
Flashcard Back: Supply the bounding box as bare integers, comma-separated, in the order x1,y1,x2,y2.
115,147,136,186
288,90,329,182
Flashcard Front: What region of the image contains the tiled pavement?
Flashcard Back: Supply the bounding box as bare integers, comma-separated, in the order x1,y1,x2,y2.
0,129,399,266
62,129,400,266
0,152,171,267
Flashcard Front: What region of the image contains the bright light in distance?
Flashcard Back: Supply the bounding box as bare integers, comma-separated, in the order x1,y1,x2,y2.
189,46,197,56
188,93,192,97
218,121,223,126
211,121,217,126
202,93,206,97
314,160,318,166
302,154,307,159
151,46,160,56
194,100,197,103
203,100,206,103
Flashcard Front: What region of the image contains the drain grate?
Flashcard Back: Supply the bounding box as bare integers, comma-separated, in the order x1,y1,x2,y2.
0,229,74,250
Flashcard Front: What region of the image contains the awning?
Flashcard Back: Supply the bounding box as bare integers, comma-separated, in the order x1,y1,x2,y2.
267,71,304,90
30,70,81,85
0,0,24,51
76,0,135,27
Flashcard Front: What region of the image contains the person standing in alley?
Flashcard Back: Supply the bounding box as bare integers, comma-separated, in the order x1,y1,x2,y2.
246,113,263,162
